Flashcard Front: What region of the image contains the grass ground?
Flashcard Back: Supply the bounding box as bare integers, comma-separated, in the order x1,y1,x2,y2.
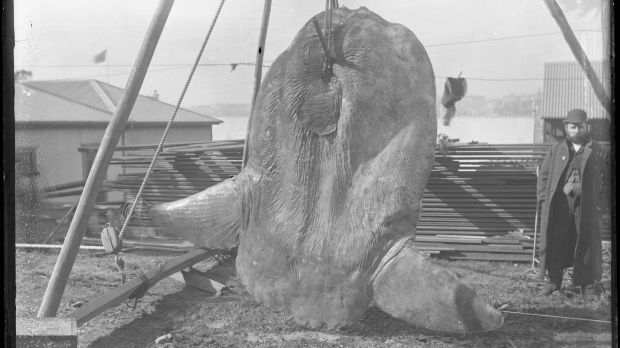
14,249,613,348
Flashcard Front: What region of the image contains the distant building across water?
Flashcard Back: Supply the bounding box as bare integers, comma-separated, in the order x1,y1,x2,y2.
437,114,534,144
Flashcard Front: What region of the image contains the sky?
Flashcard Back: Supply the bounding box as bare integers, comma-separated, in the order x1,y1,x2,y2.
13,0,608,107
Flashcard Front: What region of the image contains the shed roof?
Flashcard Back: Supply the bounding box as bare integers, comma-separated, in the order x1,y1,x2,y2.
539,61,610,120
15,79,221,125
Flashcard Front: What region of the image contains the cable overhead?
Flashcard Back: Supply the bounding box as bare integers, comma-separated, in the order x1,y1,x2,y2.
17,29,606,83
49,67,600,83
16,29,603,70
425,29,601,47
54,63,270,81
17,62,274,68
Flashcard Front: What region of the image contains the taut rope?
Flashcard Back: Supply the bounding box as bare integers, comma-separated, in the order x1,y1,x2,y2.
118,0,226,242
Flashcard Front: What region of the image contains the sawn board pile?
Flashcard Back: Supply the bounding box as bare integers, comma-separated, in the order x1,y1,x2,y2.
95,141,610,262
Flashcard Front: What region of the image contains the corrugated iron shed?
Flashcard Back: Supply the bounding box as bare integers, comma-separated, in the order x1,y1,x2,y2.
539,61,610,120
16,79,222,125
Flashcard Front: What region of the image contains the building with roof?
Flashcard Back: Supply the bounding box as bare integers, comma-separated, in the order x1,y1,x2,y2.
536,61,610,143
15,79,221,197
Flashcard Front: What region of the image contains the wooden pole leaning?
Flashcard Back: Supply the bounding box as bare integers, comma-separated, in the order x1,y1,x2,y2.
37,0,175,317
542,0,612,117
242,0,272,167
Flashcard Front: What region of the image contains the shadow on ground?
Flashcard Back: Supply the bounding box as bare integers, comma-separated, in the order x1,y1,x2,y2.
84,258,611,348
87,288,238,348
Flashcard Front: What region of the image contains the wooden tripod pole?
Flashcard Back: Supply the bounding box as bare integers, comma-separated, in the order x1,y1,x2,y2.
37,0,175,317
242,0,272,167
542,0,611,117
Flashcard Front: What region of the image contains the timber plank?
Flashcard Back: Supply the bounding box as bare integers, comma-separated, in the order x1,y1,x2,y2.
67,248,216,326
445,252,532,262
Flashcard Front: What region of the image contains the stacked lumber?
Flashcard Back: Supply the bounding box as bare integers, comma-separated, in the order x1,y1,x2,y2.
103,140,243,205
43,180,85,199
415,144,546,261
97,140,244,234
412,234,535,262
94,141,610,262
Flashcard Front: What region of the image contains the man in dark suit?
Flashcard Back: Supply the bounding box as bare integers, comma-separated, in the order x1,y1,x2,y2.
537,109,609,297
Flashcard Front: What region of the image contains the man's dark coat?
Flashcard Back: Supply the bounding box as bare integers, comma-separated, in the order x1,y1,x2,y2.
537,139,609,286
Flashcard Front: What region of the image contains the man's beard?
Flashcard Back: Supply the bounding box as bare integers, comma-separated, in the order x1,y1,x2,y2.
568,133,589,144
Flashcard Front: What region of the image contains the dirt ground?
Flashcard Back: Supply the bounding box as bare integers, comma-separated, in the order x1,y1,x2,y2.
14,249,613,348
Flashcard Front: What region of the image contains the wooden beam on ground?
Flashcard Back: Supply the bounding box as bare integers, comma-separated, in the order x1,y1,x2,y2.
67,248,215,326
542,0,611,117
37,0,176,318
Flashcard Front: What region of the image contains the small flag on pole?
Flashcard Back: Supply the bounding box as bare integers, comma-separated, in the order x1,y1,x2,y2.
93,49,107,63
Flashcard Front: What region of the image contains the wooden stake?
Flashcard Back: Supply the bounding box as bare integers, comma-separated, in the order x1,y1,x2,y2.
37,0,176,318
542,0,611,117
242,0,272,167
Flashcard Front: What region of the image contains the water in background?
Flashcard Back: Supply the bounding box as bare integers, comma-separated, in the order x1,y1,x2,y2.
438,114,535,144
212,116,249,140
213,114,536,144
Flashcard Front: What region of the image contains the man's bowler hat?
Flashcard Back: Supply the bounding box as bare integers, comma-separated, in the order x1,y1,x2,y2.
564,109,588,124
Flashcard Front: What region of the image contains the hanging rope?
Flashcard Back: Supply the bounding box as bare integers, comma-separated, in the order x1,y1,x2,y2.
311,0,338,82
324,0,332,56
322,0,337,80
117,0,226,242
